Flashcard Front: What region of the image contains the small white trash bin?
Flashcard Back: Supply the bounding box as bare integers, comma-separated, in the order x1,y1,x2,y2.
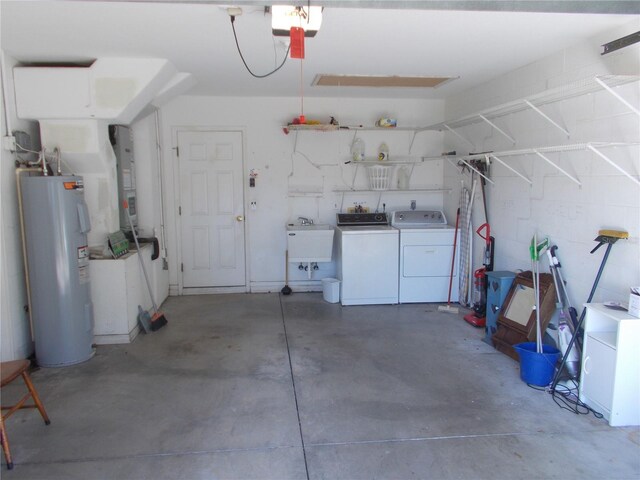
322,278,340,303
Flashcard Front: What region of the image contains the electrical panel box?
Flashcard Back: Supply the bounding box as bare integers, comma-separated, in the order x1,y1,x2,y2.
110,125,137,231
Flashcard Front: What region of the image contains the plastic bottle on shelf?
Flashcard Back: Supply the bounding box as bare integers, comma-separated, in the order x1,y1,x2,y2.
351,138,365,162
378,142,389,161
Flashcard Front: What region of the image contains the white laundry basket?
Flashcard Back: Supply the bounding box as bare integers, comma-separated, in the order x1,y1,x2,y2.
367,165,393,191
322,278,340,303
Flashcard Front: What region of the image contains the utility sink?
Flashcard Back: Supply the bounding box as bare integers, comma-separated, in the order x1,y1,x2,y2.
286,224,335,263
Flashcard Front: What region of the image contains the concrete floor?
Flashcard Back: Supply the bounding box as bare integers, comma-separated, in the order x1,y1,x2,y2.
2,293,639,479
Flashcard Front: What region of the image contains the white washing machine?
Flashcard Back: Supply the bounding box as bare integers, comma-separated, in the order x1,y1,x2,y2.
391,210,459,303
335,213,399,306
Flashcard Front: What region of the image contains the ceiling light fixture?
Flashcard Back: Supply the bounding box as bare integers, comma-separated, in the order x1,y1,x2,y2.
312,75,458,88
272,5,322,37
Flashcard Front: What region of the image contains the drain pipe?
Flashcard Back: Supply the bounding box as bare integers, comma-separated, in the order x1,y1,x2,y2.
16,167,43,340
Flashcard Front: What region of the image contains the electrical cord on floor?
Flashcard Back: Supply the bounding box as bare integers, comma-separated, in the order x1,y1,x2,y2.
230,15,291,78
527,379,603,419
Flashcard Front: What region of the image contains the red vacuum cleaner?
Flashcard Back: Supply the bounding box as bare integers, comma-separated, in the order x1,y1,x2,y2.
464,223,494,327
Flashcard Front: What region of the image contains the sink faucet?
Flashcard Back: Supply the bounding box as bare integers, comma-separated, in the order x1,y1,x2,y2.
298,216,313,225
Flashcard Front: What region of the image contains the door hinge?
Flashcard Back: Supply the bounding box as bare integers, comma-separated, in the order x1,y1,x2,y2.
175,146,179,157
178,206,182,215
181,263,184,272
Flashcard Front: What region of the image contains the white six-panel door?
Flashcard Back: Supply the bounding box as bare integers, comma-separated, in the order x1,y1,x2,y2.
178,130,245,288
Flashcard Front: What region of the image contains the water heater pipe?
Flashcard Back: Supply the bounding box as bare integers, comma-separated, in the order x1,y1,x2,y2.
15,167,43,340
55,147,61,175
41,149,48,176
0,51,12,136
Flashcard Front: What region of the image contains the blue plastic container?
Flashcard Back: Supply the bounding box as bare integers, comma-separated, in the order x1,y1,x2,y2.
513,342,561,387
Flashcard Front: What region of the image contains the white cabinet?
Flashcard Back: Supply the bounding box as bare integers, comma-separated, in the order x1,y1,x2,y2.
89,244,154,345
579,303,640,426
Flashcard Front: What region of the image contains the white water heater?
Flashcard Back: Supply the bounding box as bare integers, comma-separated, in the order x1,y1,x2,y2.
21,175,95,366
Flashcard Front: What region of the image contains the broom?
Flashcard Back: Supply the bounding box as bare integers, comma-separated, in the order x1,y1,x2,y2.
124,201,167,331
438,208,460,314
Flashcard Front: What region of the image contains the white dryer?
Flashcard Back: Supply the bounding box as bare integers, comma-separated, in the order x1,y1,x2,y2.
391,210,459,303
335,213,399,306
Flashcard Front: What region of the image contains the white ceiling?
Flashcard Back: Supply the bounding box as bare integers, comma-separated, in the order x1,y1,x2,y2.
1,1,638,99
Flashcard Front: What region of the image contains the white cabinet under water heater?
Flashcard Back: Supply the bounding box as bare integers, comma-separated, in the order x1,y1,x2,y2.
21,175,95,366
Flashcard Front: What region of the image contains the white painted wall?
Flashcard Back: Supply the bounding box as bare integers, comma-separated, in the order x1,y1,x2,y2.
442,20,640,308
157,96,446,293
1,53,40,361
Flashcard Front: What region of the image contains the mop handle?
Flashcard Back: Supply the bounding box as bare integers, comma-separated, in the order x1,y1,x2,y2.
124,201,159,313
447,209,460,305
551,242,613,391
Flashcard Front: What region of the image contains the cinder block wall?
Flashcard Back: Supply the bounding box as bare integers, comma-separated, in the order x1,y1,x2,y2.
443,20,640,307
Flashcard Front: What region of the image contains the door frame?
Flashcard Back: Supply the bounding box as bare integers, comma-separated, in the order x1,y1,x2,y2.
171,126,250,295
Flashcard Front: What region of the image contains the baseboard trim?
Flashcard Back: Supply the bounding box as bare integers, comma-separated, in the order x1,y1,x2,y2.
250,281,322,293
168,282,325,295
181,286,249,295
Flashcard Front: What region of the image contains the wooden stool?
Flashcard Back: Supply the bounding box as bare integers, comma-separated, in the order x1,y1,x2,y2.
1,360,50,470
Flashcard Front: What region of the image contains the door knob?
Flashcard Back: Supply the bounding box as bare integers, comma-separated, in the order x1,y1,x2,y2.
236,215,244,222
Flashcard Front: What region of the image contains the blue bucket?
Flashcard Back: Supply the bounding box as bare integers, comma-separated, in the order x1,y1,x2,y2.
513,342,561,387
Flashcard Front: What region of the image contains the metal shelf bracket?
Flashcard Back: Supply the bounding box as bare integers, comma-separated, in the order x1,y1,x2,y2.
444,124,475,149
524,100,570,137
490,154,533,185
408,131,417,154
534,150,582,186
478,114,516,145
587,144,640,186
594,76,640,117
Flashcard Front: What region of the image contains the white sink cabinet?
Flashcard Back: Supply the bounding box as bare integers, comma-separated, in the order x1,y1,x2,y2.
286,224,335,263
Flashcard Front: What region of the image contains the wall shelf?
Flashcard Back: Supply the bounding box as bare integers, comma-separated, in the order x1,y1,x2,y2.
350,159,426,165
419,74,640,140
333,186,450,212
333,187,450,193
287,191,325,198
345,159,427,192
283,124,340,133
283,123,426,153
283,124,421,133
442,142,640,187
422,75,639,188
